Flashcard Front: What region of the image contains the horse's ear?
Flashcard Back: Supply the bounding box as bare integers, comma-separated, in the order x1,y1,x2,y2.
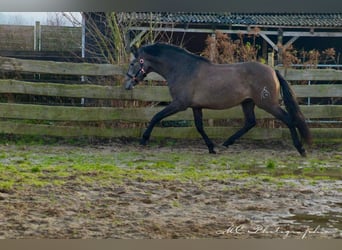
130,44,139,58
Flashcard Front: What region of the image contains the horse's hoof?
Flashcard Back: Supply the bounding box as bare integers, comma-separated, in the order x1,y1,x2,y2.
140,139,147,146
209,149,216,154
300,150,307,157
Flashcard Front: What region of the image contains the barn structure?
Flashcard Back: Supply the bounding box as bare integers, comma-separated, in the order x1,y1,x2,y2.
83,12,342,65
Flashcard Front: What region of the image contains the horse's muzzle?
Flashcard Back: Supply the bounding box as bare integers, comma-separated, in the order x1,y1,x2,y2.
124,78,135,90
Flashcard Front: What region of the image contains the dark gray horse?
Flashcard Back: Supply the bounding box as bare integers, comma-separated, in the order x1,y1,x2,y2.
124,43,312,156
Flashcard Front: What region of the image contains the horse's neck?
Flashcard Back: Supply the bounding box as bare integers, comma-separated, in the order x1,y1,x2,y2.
151,53,190,82
151,58,177,81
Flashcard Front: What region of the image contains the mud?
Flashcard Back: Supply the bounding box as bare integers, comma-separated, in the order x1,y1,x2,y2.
0,140,341,239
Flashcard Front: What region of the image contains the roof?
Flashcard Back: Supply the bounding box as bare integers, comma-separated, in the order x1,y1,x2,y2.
119,12,342,28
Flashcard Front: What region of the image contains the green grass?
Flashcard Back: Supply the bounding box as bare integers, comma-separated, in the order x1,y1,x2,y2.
0,137,341,192
266,159,277,169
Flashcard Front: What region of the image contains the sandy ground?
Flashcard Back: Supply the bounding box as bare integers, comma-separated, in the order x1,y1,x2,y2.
0,140,341,239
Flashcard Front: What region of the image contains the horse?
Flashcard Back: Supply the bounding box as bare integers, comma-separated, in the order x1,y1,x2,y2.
124,42,312,156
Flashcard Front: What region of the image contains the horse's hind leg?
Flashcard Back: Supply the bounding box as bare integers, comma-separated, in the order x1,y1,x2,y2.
223,99,256,147
192,107,216,154
266,105,306,156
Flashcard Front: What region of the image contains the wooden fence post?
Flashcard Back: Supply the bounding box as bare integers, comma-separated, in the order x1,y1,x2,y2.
209,32,216,62
34,21,41,51
276,29,283,65
268,52,274,67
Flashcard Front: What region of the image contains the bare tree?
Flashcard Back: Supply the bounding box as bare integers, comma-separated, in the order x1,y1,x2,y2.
46,12,67,26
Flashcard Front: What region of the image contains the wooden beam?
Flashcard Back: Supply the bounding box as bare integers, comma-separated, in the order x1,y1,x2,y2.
292,85,342,98
0,103,341,122
276,68,342,81
283,31,342,37
0,120,341,141
259,33,278,51
130,26,263,35
0,56,124,76
129,26,342,37
0,80,342,101
0,80,171,101
284,36,299,49
2,56,342,82
0,121,142,138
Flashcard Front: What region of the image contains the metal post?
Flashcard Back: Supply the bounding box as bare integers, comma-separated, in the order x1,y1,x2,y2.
33,21,41,81
34,21,41,51
308,80,311,106
81,14,86,106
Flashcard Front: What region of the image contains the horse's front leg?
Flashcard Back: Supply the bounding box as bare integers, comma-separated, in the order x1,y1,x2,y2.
141,101,187,145
192,107,216,154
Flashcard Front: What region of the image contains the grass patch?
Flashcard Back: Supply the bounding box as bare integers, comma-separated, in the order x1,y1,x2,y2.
0,138,341,191
266,159,277,169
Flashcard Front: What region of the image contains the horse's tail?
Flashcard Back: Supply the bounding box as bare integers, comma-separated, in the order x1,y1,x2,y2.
275,70,312,145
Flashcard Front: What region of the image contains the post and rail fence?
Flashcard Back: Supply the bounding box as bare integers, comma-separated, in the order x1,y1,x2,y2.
0,56,341,142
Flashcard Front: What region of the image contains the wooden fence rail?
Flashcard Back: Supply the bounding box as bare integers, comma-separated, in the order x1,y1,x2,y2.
0,56,341,142
1,80,342,100
3,56,342,81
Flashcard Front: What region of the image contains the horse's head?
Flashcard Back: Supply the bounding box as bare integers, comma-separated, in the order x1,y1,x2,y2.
124,45,149,90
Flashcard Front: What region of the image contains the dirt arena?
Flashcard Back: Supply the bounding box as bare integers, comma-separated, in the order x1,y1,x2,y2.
0,139,341,239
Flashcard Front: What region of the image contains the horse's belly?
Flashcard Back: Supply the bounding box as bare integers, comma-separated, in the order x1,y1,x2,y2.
191,90,244,109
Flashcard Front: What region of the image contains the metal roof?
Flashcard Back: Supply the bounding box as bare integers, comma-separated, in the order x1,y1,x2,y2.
119,12,342,28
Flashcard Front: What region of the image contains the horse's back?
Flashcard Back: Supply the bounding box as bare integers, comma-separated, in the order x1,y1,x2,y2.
190,61,279,109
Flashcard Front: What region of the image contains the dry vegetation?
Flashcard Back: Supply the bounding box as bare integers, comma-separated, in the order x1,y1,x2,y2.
281,46,337,68
201,31,337,68
202,31,260,63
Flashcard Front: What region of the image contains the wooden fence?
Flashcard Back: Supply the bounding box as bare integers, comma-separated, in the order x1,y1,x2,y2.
0,56,342,142
0,23,81,52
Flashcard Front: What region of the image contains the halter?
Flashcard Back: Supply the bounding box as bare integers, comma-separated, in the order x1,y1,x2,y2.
126,58,146,82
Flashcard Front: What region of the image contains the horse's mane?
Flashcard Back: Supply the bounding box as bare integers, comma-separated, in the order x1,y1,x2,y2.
141,43,211,63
